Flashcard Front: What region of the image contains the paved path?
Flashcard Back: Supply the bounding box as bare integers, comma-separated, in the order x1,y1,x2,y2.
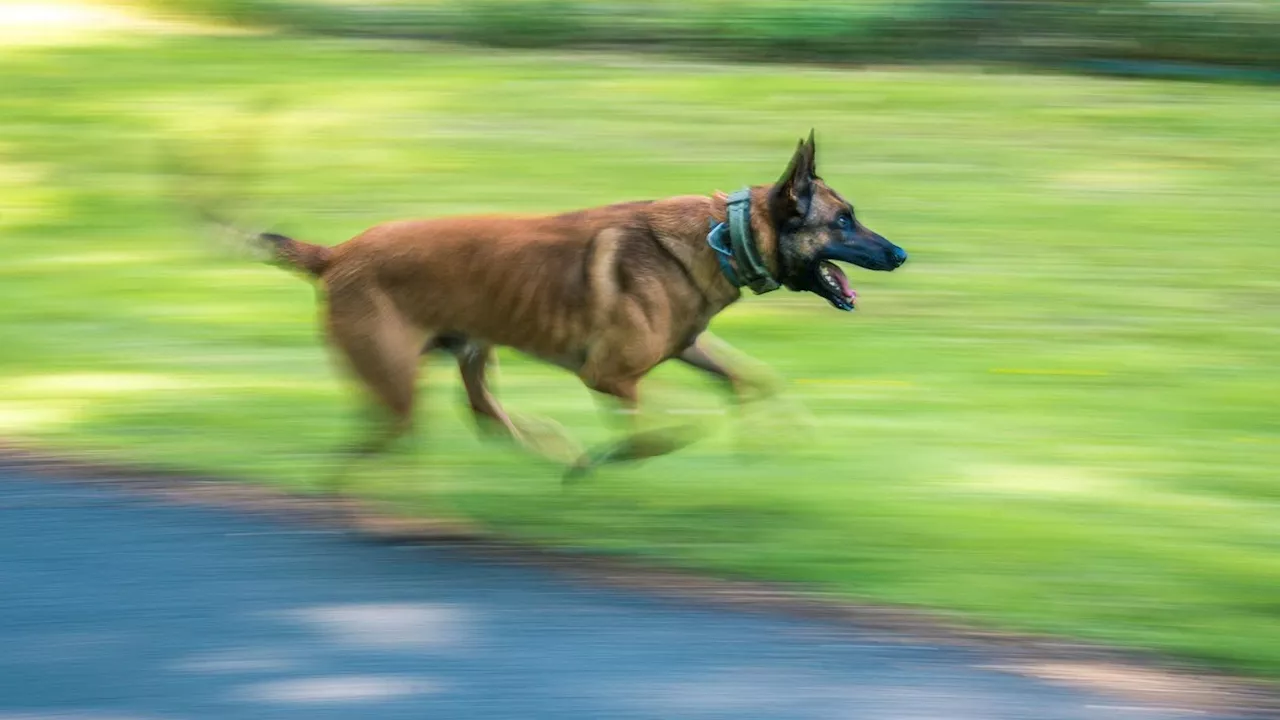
0,472,1235,720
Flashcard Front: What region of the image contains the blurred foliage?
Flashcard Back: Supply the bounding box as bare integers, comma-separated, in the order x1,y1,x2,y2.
146,0,1280,71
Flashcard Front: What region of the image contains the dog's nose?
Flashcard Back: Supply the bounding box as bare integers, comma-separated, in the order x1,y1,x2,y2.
892,246,908,265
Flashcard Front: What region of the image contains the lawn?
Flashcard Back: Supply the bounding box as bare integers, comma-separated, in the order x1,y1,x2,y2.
1,21,1278,675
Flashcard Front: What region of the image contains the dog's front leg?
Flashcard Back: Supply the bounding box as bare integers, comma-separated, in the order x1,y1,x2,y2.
563,376,707,484
452,341,583,465
677,333,817,456
454,342,523,439
676,332,780,404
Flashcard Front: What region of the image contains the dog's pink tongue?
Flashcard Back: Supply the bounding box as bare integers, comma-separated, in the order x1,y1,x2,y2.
834,267,856,302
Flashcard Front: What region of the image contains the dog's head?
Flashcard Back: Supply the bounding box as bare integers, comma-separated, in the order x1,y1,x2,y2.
766,131,907,311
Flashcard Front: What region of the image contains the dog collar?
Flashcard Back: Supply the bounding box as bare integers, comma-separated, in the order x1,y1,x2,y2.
706,189,781,295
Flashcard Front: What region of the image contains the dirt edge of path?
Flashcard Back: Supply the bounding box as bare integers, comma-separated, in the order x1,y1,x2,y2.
0,442,1275,718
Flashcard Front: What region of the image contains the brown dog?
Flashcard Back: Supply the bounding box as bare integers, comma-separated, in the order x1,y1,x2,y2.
226,131,906,483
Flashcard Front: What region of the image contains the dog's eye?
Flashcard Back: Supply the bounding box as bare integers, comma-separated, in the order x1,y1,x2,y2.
836,214,853,229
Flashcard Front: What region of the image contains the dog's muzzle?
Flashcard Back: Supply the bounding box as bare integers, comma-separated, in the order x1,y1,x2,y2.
808,233,907,312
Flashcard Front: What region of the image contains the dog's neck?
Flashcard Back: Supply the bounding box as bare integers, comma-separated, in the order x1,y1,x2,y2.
647,187,783,314
707,187,784,295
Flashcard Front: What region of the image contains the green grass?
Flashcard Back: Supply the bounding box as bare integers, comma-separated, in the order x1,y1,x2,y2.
1,29,1279,676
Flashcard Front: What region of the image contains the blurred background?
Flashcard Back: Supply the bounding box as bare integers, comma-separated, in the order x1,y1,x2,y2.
0,0,1277,680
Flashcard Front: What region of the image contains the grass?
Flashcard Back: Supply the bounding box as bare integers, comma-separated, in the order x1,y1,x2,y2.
1,23,1279,676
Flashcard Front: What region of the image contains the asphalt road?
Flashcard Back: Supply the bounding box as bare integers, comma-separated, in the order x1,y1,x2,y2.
0,471,1237,720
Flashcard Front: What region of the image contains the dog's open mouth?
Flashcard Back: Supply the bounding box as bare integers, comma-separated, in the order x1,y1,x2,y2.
814,260,856,311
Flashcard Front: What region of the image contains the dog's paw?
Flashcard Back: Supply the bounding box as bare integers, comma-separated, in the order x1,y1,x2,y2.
752,374,787,402
777,395,819,433
511,414,584,465
561,455,595,487
730,392,817,457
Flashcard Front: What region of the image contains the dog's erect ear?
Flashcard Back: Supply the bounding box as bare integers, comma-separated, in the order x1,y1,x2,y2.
804,128,817,175
770,131,818,225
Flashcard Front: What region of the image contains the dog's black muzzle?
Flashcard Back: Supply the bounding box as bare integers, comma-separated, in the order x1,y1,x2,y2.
821,230,907,272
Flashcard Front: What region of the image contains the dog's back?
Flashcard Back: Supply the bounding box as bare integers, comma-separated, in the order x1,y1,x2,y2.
296,197,707,367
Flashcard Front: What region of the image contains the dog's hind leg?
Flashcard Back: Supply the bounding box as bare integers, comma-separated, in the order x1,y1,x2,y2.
323,297,425,497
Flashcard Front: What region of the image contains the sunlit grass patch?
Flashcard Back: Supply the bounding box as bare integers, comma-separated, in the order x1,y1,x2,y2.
0,402,82,433
3,372,193,396
0,155,62,228
0,1,240,49
956,463,1128,499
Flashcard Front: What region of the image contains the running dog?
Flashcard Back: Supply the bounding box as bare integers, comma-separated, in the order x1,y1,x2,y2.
213,131,907,484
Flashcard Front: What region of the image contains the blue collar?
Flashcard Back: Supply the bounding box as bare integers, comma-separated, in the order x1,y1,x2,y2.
706,189,781,295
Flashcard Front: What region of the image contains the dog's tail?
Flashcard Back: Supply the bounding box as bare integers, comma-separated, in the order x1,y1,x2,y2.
157,106,332,279
198,208,333,279
258,230,333,278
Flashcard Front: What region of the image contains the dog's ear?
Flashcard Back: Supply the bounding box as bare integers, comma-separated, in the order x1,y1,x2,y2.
804,128,817,175
770,131,817,225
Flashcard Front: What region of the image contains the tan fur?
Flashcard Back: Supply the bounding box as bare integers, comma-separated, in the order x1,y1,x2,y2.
309,195,743,396
266,192,765,484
